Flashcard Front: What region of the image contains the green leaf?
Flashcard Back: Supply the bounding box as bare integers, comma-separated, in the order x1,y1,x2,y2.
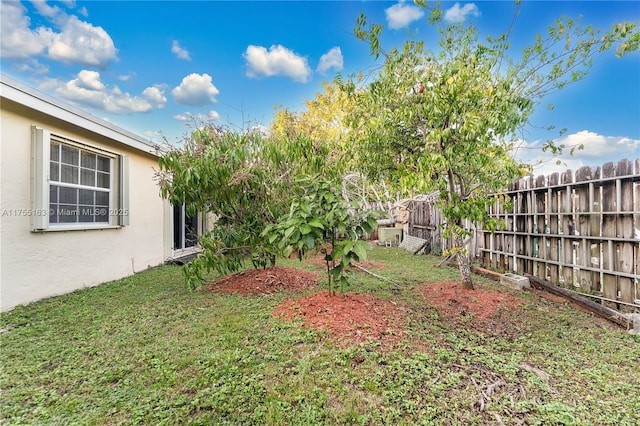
283,226,296,240
342,241,355,256
353,241,369,261
330,266,342,280
308,219,325,229
300,224,312,235
304,234,315,249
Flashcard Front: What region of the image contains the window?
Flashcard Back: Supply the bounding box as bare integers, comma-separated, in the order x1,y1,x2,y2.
49,140,112,224
31,127,129,231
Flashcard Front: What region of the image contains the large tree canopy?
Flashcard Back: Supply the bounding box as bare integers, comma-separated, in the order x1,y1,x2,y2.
343,2,638,289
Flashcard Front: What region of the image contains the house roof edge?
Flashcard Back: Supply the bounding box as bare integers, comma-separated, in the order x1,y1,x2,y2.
1,73,159,156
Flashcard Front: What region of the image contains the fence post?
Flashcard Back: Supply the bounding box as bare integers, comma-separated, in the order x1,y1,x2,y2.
561,170,575,288
504,179,522,271
601,162,618,308
535,175,547,279
575,166,592,291
548,172,560,284
483,213,492,268
589,166,603,295
636,159,640,304
518,178,526,273
617,159,635,308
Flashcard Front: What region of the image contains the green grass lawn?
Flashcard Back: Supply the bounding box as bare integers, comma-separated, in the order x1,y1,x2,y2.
1,247,638,425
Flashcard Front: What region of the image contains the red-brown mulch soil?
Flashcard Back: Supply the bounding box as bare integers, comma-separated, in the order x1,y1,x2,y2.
417,281,523,333
273,291,407,349
208,266,321,296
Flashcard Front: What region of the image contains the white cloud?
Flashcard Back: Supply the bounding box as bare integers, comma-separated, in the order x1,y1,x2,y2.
444,3,480,23
15,59,49,74
172,73,219,106
174,111,221,123
171,40,191,61
554,130,640,159
244,44,311,83
317,47,343,74
0,1,117,68
75,69,105,90
141,86,168,109
0,2,47,59
29,1,62,18
39,71,166,114
39,15,117,67
117,73,136,82
512,130,640,176
385,1,425,30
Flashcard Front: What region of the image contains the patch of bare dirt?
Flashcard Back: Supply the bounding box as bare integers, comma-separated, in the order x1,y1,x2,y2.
208,266,320,296
417,281,523,335
273,291,407,349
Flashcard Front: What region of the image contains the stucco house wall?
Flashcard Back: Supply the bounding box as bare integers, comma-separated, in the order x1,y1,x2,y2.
1,75,170,311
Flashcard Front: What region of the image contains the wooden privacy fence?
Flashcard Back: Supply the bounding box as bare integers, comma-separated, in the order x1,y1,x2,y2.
407,158,640,308
406,192,446,253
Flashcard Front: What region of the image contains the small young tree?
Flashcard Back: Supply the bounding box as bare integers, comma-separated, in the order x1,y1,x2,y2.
263,175,379,296
344,2,638,289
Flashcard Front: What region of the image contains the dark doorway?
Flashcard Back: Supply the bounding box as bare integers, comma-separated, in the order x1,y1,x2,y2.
173,205,198,250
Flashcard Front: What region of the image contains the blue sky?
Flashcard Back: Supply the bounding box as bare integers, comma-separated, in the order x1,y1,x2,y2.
1,0,638,175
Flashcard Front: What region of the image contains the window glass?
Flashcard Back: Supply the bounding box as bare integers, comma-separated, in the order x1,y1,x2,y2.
96,191,109,206
48,139,112,225
97,172,110,189
61,145,78,165
61,164,78,184
57,204,78,223
50,162,59,181
97,156,110,172
59,186,78,204
79,207,95,223
81,152,96,169
79,189,94,204
50,142,60,161
95,208,109,222
80,168,95,186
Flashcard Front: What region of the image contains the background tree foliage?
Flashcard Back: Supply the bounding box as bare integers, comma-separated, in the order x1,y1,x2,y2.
270,81,357,172
342,1,638,289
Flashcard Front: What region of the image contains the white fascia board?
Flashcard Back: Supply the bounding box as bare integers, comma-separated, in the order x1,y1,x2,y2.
0,74,159,157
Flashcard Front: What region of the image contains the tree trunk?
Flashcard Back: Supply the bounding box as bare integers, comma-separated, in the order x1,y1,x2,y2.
456,236,474,290
446,168,474,290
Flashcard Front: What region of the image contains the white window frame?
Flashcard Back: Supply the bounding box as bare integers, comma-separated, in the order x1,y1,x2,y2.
31,126,130,231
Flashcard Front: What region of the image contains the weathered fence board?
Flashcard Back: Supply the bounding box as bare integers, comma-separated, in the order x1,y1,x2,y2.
407,193,446,253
